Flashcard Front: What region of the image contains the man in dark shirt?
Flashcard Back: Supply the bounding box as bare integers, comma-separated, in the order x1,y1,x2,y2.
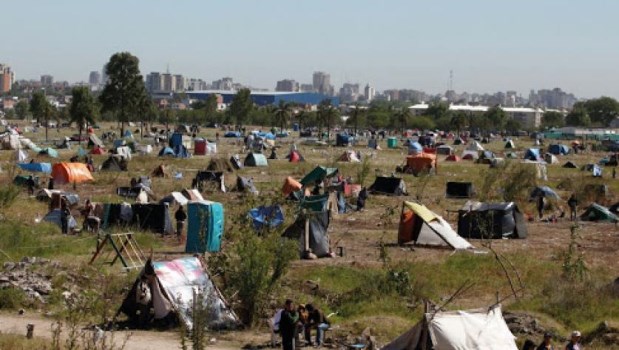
279,299,299,350
175,206,187,238
305,304,330,346
567,194,578,221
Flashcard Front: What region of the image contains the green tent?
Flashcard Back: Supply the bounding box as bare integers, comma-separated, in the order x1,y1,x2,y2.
300,166,338,187
243,152,268,167
580,203,618,222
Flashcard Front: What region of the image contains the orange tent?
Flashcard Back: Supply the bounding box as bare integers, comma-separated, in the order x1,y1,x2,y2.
406,153,437,174
282,176,302,196
51,162,94,184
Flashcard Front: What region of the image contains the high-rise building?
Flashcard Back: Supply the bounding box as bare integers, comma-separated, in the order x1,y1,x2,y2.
162,73,175,92
40,75,54,87
364,84,375,102
89,71,101,86
312,71,333,95
146,72,163,92
339,83,360,103
101,64,108,85
0,64,14,93
275,79,299,92
300,84,315,92
174,74,186,92
212,77,234,90
187,78,207,91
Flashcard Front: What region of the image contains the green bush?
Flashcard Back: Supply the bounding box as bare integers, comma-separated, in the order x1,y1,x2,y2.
0,288,26,309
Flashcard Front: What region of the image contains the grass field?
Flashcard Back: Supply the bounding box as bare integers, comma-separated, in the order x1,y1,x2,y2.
1,121,619,348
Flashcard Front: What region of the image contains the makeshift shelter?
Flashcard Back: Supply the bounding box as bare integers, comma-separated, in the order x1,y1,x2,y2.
158,146,175,157
90,146,105,155
369,176,407,196
524,148,541,161
544,153,559,164
18,162,51,173
446,182,474,198
181,188,204,202
235,176,258,194
445,154,461,162
466,141,484,151
192,171,226,192
504,140,515,149
88,134,104,148
283,177,303,196
13,175,39,187
151,164,169,177
160,192,189,206
282,211,332,259
101,156,127,172
43,209,77,231
477,150,496,164
408,141,423,154
549,144,570,155
131,203,174,234
522,160,548,180
530,186,560,201
436,145,453,155
119,257,239,331
580,203,618,222
398,202,473,249
51,162,94,184
287,149,304,163
404,153,436,175
186,201,224,253
207,158,234,173
224,131,241,138
563,161,578,168
453,138,464,145
16,149,28,162
382,305,517,350
336,133,353,146
39,147,59,158
457,201,527,239
229,155,243,170
461,150,479,160
300,166,338,187
338,150,360,162
36,189,79,207
368,138,379,149
244,152,268,167
248,205,285,231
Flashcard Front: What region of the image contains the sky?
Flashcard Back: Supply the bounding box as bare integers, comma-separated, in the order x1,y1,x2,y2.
4,0,619,98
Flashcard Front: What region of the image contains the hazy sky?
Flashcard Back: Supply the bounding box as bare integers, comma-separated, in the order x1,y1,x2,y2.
4,0,618,98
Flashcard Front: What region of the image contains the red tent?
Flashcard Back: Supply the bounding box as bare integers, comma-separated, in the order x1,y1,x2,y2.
406,153,437,174
90,146,105,155
288,150,304,163
445,155,461,162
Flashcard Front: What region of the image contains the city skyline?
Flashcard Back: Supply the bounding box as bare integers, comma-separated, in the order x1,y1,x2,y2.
3,0,619,99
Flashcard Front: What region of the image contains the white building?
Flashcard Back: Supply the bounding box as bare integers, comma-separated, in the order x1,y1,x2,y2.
409,103,544,129
364,84,375,102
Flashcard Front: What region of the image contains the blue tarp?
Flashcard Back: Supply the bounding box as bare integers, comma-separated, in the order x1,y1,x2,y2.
43,209,77,230
158,146,175,157
257,132,276,140
548,144,570,155
524,148,541,161
336,133,352,146
248,205,284,231
186,201,224,253
408,141,423,153
224,131,241,138
169,133,184,148
18,162,52,173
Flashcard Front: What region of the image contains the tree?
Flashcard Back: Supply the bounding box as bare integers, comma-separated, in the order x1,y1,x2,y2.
505,118,522,133
228,88,253,129
484,106,507,131
69,86,99,146
583,97,619,126
393,108,412,133
450,111,468,135
203,94,218,123
425,101,450,120
99,52,149,136
30,91,53,142
272,100,291,132
14,100,29,120
136,92,155,140
317,100,339,140
565,106,591,127
541,111,565,129
408,116,436,130
347,104,365,135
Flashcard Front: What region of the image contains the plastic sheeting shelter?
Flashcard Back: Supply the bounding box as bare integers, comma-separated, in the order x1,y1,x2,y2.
18,162,51,173
248,205,284,231
158,147,175,157
244,152,268,167
119,257,239,331
338,150,360,162
446,182,473,198
405,153,436,175
382,305,517,350
436,145,453,155
287,150,304,163
192,171,226,192
224,131,241,138
461,150,479,160
466,141,484,151
398,202,473,250
581,203,618,222
369,176,407,196
283,177,303,196
282,211,331,259
504,140,515,149
457,201,527,239
51,162,94,184
544,153,559,164
336,133,352,146
408,141,423,154
39,147,59,158
524,148,541,161
445,154,461,162
549,144,570,155
300,166,338,187
530,186,560,200
563,161,578,168
43,209,77,231
101,156,127,172
235,176,258,194
186,201,224,253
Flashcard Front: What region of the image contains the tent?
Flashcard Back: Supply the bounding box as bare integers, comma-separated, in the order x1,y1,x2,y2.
235,176,258,194
88,134,104,148
51,162,94,184
160,192,189,206
398,202,473,249
466,141,484,151
504,140,515,149
477,150,496,164
229,155,243,170
248,205,285,231
90,146,106,155
13,175,39,187
445,154,461,162
530,186,560,201
382,305,517,350
224,131,241,138
522,160,548,180
283,177,303,197
563,161,578,168
506,152,518,159
457,201,527,239
461,150,479,160
207,158,235,173
524,148,541,161
181,188,204,202
368,138,379,149
436,145,453,155
408,141,423,154
287,150,304,163
158,146,175,157
192,171,226,192
151,164,169,178
580,203,618,222
336,133,353,146
405,153,437,175
544,153,559,164
39,147,59,158
131,203,174,234
369,176,407,196
186,201,224,253
43,209,77,231
18,162,52,173
101,156,127,172
338,150,360,163
548,144,570,155
453,138,464,145
300,166,338,187
119,257,239,331
446,182,474,198
583,163,603,177
16,149,28,162
244,152,268,167
282,211,332,259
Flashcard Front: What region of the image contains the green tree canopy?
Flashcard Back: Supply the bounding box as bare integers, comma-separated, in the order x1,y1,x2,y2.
14,100,30,120
505,118,522,133
450,111,468,134
409,115,436,130
69,86,99,145
346,104,365,135
228,88,253,128
541,111,565,129
29,91,54,141
483,106,507,131
204,94,218,123
425,101,450,120
272,100,291,131
99,52,148,136
393,108,412,133
317,99,340,140
582,97,619,126
565,106,591,127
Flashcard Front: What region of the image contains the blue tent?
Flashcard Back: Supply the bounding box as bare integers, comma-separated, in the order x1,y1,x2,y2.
173,145,189,158
158,146,175,157
408,141,423,153
336,133,352,146
186,201,224,253
548,144,570,155
124,130,133,138
257,132,276,140
530,186,561,200
248,205,284,231
524,148,541,161
43,209,77,231
18,162,52,173
224,131,241,138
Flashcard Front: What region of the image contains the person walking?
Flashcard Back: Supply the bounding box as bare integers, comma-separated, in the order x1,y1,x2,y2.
567,194,578,221
174,205,187,239
280,299,299,350
565,330,582,350
537,332,556,350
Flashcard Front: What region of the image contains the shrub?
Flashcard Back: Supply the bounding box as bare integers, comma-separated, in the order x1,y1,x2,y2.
0,288,26,309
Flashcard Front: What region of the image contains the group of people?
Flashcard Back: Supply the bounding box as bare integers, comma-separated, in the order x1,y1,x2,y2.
275,299,330,350
522,330,582,350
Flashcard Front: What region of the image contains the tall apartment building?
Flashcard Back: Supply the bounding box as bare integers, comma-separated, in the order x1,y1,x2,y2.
364,84,375,102
40,74,54,87
211,77,234,90
275,79,299,92
0,64,14,93
187,78,207,91
89,71,101,86
146,72,163,92
312,71,333,95
174,74,186,92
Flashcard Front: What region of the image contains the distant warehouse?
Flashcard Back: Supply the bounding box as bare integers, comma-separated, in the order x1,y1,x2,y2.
185,90,339,107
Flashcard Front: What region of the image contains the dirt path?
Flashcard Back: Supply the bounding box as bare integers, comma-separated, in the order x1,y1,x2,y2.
0,313,240,350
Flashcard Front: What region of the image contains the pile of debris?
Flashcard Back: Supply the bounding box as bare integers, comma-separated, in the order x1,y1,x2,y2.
0,257,59,303
504,312,557,340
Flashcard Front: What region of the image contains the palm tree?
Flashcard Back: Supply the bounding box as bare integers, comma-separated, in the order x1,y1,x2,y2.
348,104,365,136
69,87,98,146
273,100,291,132
318,100,340,141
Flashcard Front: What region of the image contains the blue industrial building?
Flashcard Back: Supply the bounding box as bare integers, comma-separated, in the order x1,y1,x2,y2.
185,90,339,106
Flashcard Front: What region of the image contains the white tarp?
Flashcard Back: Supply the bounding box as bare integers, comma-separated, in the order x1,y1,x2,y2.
417,217,473,250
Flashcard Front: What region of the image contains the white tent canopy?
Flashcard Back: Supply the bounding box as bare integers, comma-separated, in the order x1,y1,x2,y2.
466,141,484,151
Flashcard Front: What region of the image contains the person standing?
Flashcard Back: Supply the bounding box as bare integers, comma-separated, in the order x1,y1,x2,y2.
280,299,299,350
60,199,71,235
537,195,545,220
174,205,187,239
565,330,582,350
537,332,556,350
567,194,578,221
26,175,36,196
